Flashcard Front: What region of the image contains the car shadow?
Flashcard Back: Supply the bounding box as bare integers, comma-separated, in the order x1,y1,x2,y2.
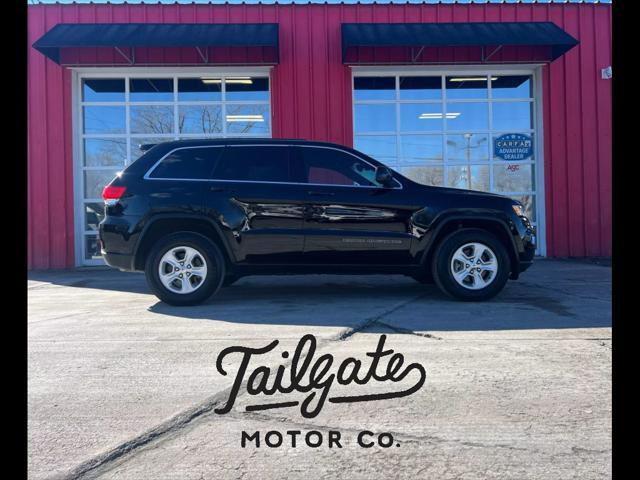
150,274,611,331
29,268,611,332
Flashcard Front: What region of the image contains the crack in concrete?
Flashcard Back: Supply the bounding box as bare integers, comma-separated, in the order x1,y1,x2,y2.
55,291,430,480
594,340,612,350
571,446,610,455
524,282,611,304
369,320,443,340
49,390,230,480
333,292,430,341
28,311,95,326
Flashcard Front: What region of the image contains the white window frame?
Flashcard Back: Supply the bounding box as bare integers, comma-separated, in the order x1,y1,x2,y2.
71,66,273,266
351,64,546,257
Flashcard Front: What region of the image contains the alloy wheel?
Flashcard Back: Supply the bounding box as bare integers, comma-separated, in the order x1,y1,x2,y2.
158,246,208,294
450,242,498,290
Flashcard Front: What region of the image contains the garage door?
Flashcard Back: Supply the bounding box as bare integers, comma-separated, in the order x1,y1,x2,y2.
352,70,544,255
75,71,272,266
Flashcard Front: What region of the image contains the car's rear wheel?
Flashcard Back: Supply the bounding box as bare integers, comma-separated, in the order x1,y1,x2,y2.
145,232,225,306
431,229,510,301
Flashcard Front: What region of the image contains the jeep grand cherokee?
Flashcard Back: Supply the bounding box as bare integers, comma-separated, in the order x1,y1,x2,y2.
99,139,535,305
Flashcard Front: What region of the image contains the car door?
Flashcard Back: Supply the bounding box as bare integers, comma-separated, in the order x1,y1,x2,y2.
205,144,308,264
292,145,416,264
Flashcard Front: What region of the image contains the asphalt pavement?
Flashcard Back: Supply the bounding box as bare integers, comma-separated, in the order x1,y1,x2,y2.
28,259,612,479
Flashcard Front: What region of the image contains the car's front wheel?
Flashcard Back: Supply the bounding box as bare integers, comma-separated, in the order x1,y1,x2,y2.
431,229,510,301
145,232,225,306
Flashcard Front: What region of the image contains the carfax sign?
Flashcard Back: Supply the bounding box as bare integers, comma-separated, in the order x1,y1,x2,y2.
494,133,534,161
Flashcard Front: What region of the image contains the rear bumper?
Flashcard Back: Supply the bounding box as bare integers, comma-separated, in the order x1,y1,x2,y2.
102,250,135,271
99,214,141,271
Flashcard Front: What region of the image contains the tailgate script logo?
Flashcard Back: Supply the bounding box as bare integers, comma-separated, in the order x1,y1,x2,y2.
494,133,534,161
214,334,426,419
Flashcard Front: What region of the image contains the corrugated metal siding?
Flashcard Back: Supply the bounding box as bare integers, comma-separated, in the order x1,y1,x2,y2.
27,2,612,268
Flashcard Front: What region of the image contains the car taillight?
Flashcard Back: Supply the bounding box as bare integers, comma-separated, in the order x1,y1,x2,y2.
102,185,127,206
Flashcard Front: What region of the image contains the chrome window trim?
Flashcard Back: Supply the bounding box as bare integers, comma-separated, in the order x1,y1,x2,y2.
144,143,404,189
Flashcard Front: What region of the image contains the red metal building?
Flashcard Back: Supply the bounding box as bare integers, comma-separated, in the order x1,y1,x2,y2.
27,1,612,269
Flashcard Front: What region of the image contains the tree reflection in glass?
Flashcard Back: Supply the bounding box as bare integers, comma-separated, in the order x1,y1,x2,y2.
84,138,126,167
130,106,174,134
179,105,223,134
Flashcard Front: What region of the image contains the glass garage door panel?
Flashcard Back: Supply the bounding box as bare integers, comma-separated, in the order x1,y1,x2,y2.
178,105,223,134
225,104,271,134
353,73,539,249
82,106,126,134
354,77,395,101
83,139,126,167
130,78,173,102
353,135,396,164
130,105,174,134
399,76,441,100
399,135,442,164
446,134,489,163
78,75,271,265
82,79,125,102
354,104,396,133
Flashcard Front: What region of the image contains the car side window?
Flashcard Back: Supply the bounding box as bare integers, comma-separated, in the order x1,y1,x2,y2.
296,146,385,187
148,147,222,179
211,146,290,182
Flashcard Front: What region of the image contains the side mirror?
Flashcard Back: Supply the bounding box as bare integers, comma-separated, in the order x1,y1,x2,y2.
375,166,395,188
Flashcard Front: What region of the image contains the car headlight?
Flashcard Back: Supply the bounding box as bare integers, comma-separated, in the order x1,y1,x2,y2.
512,204,525,217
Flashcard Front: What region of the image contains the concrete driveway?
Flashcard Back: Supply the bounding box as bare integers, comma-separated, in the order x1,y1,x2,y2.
28,259,611,480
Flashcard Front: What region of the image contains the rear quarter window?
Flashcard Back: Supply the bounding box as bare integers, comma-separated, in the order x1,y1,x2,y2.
212,146,291,182
148,147,222,179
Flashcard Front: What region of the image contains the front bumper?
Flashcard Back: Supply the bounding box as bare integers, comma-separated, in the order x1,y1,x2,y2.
518,259,534,273
510,219,535,279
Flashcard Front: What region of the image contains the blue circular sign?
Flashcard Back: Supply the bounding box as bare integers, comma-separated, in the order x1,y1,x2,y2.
494,133,534,161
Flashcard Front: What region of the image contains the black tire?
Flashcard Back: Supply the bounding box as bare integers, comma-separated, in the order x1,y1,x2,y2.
222,275,240,287
145,232,225,306
431,228,510,301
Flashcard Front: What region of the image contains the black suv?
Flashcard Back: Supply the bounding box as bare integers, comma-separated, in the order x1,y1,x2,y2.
99,138,535,305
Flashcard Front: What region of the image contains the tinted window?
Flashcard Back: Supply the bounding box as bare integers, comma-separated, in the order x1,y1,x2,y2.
212,146,290,182
399,76,441,100
353,77,395,101
297,147,385,187
149,147,221,179
178,78,222,101
491,75,532,99
225,77,269,101
82,79,125,102
445,76,488,99
129,78,173,102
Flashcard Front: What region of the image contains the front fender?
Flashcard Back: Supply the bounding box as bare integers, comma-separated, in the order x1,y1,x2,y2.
411,209,521,267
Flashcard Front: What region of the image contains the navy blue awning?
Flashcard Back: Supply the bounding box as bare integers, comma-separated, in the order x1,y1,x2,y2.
33,23,279,64
341,22,579,63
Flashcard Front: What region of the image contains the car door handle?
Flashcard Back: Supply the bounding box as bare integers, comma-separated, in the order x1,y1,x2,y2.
307,191,335,197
